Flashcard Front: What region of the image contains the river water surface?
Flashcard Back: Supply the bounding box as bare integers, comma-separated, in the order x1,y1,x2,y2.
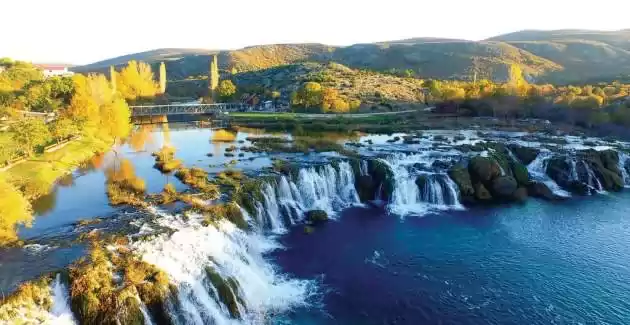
1,123,629,325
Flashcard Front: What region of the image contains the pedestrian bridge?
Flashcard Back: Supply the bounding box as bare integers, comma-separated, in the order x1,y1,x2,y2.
129,103,248,117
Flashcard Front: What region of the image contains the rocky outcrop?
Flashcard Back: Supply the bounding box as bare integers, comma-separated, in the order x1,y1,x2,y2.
368,159,395,200
508,144,540,165
305,210,328,225
512,162,530,186
473,182,492,201
448,163,474,203
468,156,501,183
528,182,562,200
491,176,518,198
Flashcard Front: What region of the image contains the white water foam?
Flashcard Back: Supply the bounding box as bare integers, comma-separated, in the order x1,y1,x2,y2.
619,152,630,187
252,161,360,232
50,274,77,325
527,152,571,198
133,210,314,325
382,154,463,216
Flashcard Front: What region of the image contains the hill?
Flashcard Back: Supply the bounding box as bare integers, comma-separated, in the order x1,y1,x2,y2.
72,29,630,84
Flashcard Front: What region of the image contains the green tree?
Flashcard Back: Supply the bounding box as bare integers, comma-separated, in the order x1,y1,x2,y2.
296,82,323,109
9,118,51,156
217,80,237,101
49,117,78,143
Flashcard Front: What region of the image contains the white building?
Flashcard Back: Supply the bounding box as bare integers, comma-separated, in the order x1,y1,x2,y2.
37,65,74,78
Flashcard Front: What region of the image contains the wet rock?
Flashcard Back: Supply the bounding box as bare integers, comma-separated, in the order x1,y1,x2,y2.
491,176,518,198
304,226,314,234
305,210,328,225
513,187,528,203
448,164,474,198
431,160,451,170
511,162,530,186
386,136,401,143
473,182,492,201
415,175,428,191
355,175,376,202
433,135,448,142
599,150,620,174
527,182,560,200
469,156,501,183
368,159,395,200
508,144,539,165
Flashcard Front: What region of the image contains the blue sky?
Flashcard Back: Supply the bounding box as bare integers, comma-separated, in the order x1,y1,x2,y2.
2,0,629,64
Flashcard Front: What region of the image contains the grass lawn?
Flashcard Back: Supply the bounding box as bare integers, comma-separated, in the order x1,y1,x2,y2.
4,137,112,198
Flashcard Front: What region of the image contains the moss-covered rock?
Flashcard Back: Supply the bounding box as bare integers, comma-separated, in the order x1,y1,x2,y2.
355,175,376,202
473,182,492,201
305,210,328,225
368,159,395,200
527,182,563,201
508,144,539,165
511,162,530,186
448,164,474,198
491,176,518,198
468,156,501,183
204,268,241,319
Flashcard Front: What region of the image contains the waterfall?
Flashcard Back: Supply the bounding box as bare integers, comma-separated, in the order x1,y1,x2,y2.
527,152,571,197
252,161,360,231
50,273,77,324
136,296,155,325
260,183,285,233
418,174,461,207
359,160,369,176
580,160,604,193
133,211,314,325
383,154,463,216
619,152,630,187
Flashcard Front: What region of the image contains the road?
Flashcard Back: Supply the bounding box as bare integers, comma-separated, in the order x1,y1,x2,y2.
227,107,433,119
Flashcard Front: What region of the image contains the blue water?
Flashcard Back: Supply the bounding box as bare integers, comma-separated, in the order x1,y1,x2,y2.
273,193,630,325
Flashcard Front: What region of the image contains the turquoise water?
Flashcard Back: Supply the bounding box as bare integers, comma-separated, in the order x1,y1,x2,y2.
273,193,630,324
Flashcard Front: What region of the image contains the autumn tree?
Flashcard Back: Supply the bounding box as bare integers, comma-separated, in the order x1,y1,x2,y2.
116,61,159,102
217,80,237,101
49,117,78,143
0,176,33,245
9,118,51,156
293,82,323,110
99,96,131,142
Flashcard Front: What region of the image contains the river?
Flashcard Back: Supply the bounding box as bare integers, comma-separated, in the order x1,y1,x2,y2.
1,123,629,325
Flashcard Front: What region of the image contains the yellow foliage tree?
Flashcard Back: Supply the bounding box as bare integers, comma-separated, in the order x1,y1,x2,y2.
116,61,159,102
0,176,33,245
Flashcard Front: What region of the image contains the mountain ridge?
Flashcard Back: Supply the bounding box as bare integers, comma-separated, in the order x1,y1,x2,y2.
72,29,630,83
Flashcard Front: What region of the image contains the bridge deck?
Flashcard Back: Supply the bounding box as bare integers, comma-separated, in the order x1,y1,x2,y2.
130,103,247,116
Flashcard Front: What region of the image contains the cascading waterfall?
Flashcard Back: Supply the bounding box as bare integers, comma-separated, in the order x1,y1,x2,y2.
383,154,463,216
527,152,571,197
50,273,77,324
136,296,155,325
252,161,360,232
133,209,314,325
579,160,604,193
619,152,630,187
359,160,369,176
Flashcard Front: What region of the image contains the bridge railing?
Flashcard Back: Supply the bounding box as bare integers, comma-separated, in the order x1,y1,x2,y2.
129,103,248,116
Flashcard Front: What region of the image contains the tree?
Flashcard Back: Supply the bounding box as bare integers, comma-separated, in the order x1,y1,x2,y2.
116,60,159,102
66,74,101,134
217,80,237,101
0,176,33,244
99,96,131,141
295,82,323,109
9,118,51,156
49,117,78,143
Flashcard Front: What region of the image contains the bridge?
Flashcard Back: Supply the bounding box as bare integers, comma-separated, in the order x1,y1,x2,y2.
129,103,249,117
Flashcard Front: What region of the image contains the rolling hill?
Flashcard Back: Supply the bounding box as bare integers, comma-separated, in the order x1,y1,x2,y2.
72,29,630,84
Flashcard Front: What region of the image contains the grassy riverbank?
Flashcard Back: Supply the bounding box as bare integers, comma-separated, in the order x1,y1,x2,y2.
4,136,111,200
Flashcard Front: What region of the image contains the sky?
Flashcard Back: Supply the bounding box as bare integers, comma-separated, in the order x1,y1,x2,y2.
2,0,629,65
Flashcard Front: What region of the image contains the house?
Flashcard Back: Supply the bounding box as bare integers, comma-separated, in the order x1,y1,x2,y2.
36,64,74,78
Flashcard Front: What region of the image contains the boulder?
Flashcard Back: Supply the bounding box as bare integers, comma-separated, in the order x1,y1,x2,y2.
491,176,518,198
596,167,624,192
469,156,501,183
431,160,451,170
368,159,395,200
448,164,474,198
473,182,492,201
513,187,528,203
305,210,328,225
598,150,620,174
508,144,540,165
511,162,530,186
528,182,560,201
415,175,428,191
355,175,376,202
